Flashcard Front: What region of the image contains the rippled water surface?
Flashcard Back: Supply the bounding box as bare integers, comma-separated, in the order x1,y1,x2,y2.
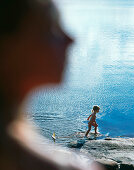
27,0,134,147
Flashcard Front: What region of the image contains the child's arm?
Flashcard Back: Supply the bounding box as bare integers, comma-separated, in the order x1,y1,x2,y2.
87,114,92,120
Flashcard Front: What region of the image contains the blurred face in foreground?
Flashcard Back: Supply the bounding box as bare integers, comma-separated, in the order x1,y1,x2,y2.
1,0,73,100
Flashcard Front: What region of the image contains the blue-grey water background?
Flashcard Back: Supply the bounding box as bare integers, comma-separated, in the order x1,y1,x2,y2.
27,0,134,147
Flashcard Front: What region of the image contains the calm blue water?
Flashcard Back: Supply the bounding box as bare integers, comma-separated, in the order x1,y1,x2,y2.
27,0,134,146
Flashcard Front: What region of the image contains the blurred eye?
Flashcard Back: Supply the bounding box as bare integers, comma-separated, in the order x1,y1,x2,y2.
51,26,66,43
39,28,65,45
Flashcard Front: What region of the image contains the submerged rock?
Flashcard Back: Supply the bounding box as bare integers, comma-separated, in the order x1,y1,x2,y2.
68,139,86,149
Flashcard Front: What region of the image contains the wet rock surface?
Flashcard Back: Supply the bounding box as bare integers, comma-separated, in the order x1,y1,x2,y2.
120,163,134,170
69,137,134,170
96,159,118,170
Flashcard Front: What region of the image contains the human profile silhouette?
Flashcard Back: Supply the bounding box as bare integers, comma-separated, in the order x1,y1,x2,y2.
0,0,103,170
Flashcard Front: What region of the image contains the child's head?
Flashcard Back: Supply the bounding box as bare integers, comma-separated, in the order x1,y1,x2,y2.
92,105,100,113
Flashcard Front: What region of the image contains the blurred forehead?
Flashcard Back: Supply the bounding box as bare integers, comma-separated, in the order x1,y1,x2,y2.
17,0,60,37
32,0,60,26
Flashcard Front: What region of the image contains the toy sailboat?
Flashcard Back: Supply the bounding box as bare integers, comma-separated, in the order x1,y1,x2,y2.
52,132,56,141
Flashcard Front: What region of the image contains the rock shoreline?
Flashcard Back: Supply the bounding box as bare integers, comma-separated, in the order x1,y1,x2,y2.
96,159,134,170
69,137,134,170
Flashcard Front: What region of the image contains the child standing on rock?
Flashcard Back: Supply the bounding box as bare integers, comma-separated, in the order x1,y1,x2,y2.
85,105,100,137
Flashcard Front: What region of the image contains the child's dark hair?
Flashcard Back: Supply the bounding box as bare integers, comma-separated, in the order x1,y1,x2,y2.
92,105,100,112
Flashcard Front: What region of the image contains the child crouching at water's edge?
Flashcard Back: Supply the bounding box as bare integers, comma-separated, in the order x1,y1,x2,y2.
85,105,100,137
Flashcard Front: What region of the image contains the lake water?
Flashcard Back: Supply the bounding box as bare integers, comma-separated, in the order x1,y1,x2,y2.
27,0,134,147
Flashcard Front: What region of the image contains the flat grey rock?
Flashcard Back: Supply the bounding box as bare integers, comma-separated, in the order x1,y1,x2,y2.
80,138,134,165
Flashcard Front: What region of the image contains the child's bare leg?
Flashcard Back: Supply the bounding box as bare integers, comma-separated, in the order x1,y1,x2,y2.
94,124,98,134
85,125,91,137
95,126,97,134
85,129,90,137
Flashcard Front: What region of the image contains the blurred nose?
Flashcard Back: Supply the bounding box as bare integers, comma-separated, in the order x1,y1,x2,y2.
63,32,74,46
50,28,74,47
